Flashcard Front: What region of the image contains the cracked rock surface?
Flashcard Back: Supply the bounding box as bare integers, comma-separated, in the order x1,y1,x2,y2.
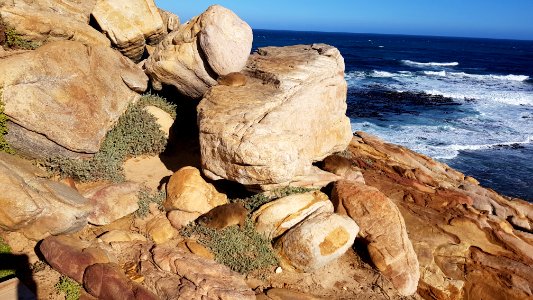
198,44,352,189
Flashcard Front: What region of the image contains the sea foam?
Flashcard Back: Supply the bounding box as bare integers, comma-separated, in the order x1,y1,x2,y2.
401,60,459,67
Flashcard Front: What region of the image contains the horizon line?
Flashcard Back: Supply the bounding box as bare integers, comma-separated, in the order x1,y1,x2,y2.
252,28,533,42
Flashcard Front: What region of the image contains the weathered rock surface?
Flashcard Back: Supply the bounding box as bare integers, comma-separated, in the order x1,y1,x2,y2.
258,288,320,300
167,210,201,229
198,44,352,189
158,8,180,33
83,182,142,225
275,212,359,272
40,235,111,283
146,215,178,244
0,3,109,47
145,5,253,98
332,181,420,296
91,0,165,61
144,105,174,138
84,263,158,300
252,191,334,239
98,230,147,244
0,153,91,240
0,40,147,158
339,132,533,300
144,246,255,299
0,0,96,23
164,166,228,214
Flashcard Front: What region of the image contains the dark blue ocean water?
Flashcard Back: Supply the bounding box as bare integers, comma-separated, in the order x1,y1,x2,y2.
253,29,533,201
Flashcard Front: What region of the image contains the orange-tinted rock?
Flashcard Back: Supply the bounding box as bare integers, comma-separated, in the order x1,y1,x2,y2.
332,181,420,296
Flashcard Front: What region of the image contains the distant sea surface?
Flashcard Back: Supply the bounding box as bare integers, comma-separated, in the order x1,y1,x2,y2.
253,29,533,201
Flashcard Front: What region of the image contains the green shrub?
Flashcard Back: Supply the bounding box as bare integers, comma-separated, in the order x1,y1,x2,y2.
55,276,80,300
0,237,15,280
4,27,40,50
181,218,278,275
45,94,176,182
138,92,177,119
0,94,15,154
135,187,166,218
232,186,316,212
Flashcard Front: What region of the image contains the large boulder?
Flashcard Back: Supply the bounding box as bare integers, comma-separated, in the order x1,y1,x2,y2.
0,0,96,23
274,212,359,272
40,235,111,283
164,166,228,214
0,153,91,240
332,180,420,296
0,40,148,158
252,191,334,239
91,0,165,61
145,5,253,98
198,44,352,189
0,2,109,47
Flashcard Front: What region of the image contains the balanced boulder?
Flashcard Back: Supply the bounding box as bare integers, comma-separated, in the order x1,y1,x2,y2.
198,44,352,189
91,0,165,61
332,180,420,296
0,153,91,240
145,5,253,98
0,40,148,158
274,212,359,272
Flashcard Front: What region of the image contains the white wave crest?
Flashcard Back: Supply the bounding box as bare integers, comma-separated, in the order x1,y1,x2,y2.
402,60,459,67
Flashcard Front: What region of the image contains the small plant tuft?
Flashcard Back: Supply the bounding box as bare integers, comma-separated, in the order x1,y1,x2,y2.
44,94,175,182
55,276,81,300
232,186,316,212
181,218,278,275
0,90,15,154
135,187,166,218
138,92,177,119
3,27,40,50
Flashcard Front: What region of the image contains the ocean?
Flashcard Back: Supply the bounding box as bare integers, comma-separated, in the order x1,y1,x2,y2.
252,29,533,201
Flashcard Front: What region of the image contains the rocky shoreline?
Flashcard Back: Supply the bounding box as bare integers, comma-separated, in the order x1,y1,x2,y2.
0,1,531,300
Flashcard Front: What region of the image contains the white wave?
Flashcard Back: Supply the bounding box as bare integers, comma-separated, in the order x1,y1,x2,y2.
402,60,459,67
423,71,447,77
369,71,395,78
449,72,529,82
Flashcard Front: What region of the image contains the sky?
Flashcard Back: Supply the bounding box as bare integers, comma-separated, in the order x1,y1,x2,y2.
154,0,533,40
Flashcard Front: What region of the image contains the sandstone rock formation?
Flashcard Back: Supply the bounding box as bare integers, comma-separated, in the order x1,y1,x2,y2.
91,0,165,61
145,5,253,98
98,230,147,244
332,180,420,296
0,40,148,158
144,246,255,299
146,215,178,244
164,166,228,214
198,44,352,189
0,153,91,240
0,3,110,47
338,132,533,299
0,0,96,23
252,191,334,239
84,263,158,300
82,182,142,225
167,210,201,229
40,235,111,283
275,212,359,272
158,8,180,33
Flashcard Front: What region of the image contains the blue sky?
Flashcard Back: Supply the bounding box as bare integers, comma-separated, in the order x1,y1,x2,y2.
154,0,533,40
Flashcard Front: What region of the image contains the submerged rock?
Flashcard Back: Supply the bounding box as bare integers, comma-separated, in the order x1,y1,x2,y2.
0,40,148,158
145,5,253,98
91,0,165,61
274,212,359,272
332,180,420,296
0,153,91,240
198,44,352,190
